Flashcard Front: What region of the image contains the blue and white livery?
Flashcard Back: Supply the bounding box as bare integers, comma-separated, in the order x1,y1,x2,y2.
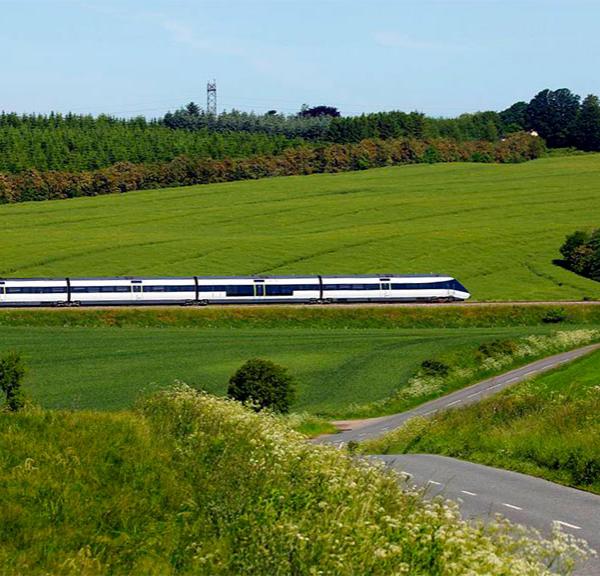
0,274,470,306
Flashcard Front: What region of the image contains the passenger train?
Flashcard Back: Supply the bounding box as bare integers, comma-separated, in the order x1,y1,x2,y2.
0,275,470,306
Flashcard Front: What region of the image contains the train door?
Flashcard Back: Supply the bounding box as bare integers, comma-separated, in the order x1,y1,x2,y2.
132,283,143,301
254,283,265,298
0,283,5,304
380,280,392,299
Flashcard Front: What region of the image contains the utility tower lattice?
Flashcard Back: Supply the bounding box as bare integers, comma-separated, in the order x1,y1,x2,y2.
206,80,217,116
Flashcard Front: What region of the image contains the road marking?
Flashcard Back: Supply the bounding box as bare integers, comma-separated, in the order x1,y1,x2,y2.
461,490,477,496
502,503,523,511
555,520,582,530
446,400,461,407
505,377,519,383
467,392,480,398
422,410,435,416
489,383,503,389
427,480,442,486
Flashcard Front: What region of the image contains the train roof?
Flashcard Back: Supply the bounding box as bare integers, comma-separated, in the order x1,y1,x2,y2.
0,274,453,281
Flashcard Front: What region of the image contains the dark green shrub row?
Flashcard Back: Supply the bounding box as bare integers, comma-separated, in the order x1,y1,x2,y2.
0,132,545,204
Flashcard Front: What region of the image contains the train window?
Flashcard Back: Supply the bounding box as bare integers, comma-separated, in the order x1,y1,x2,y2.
6,286,67,294
391,281,453,290
323,284,379,291
71,286,131,293
255,284,265,297
197,285,224,292
143,285,195,292
225,285,254,297
133,286,142,293
381,283,391,291
265,284,319,296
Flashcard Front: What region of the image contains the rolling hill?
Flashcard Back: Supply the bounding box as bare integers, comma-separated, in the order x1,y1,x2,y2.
2,154,600,301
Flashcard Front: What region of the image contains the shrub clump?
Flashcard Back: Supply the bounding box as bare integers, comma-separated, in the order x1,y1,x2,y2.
477,339,519,358
542,308,567,324
227,358,296,413
559,229,600,281
0,351,25,412
419,359,450,377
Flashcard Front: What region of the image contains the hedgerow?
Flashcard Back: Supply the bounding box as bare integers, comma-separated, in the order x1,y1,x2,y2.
0,132,544,204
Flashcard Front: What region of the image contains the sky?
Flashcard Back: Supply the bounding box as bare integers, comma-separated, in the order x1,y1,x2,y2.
2,0,599,118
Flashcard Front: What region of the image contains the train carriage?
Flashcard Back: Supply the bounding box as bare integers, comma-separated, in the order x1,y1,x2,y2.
0,274,470,306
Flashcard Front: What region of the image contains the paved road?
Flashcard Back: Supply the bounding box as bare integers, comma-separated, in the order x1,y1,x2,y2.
376,454,600,576
316,343,600,446
315,344,600,574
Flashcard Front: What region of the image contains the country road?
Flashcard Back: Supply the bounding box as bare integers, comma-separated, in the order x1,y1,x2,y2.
377,454,600,576
316,343,600,445
316,343,600,575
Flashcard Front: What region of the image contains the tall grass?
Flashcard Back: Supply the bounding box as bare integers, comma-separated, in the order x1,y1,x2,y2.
0,386,591,574
2,304,600,329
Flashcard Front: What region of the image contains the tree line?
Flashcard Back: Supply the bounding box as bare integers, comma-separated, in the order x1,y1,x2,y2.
0,133,544,204
1,87,597,176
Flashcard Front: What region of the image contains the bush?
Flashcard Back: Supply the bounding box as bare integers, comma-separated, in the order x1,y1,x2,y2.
227,358,296,414
477,339,518,358
419,359,450,378
559,229,600,282
0,351,25,411
542,308,567,324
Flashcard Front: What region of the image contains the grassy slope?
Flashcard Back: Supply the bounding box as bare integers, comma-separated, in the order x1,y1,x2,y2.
363,350,600,493
1,155,600,300
0,388,577,575
0,324,564,413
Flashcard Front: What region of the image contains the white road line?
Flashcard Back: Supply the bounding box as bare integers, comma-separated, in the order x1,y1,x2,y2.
422,410,435,416
427,480,442,486
502,503,523,511
467,392,480,398
505,377,519,383
489,383,503,389
461,490,477,496
446,400,461,407
555,520,582,530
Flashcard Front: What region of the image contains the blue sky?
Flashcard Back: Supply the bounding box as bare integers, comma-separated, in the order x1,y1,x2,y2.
2,0,599,117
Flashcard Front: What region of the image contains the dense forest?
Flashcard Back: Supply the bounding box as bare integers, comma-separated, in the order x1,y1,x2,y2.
0,88,598,175
0,113,304,173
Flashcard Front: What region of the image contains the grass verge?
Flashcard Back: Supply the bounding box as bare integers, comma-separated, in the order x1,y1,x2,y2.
361,350,600,494
2,304,600,329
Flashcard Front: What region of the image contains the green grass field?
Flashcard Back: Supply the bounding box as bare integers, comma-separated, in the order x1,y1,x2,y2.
363,349,600,493
0,323,593,415
2,155,600,300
